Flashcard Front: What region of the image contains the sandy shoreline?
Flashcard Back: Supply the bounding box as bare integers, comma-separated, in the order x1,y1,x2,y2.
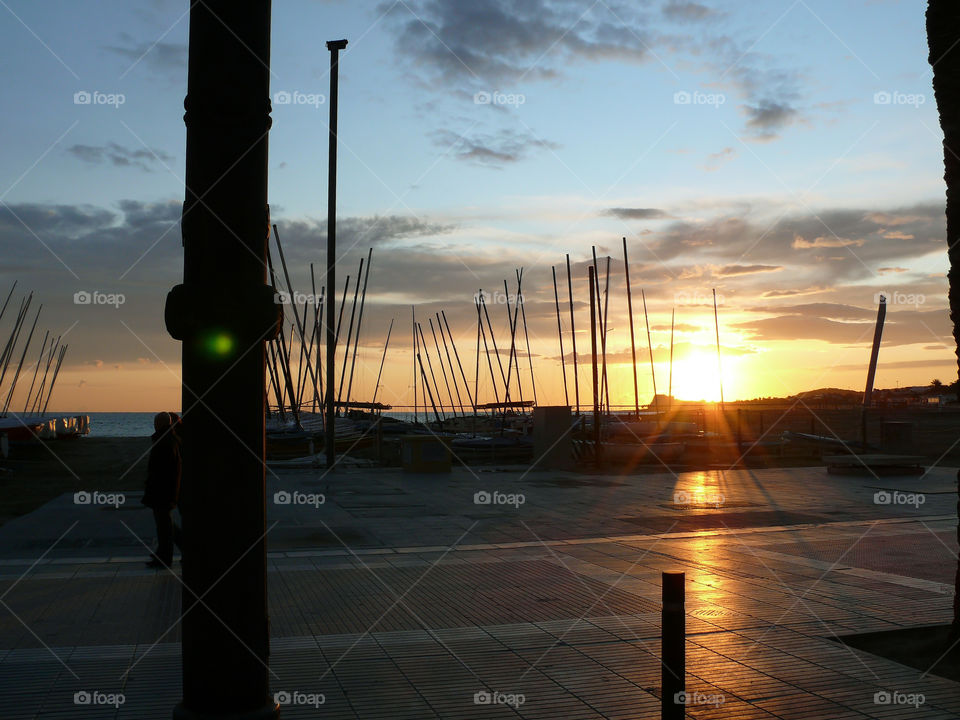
0,437,151,525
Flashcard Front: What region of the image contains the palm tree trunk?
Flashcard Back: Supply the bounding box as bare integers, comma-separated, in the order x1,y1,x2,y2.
927,0,960,633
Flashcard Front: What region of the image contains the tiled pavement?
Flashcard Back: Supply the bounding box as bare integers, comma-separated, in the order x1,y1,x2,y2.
0,465,959,718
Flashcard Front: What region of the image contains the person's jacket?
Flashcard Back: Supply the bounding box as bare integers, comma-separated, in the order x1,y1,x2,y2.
142,431,181,510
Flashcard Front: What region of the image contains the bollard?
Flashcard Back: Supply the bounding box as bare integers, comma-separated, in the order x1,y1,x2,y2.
662,571,685,720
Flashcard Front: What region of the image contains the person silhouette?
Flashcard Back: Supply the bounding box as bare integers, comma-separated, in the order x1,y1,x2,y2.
142,411,182,568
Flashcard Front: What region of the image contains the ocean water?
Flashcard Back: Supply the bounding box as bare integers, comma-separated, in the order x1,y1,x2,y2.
76,412,159,437
77,410,420,437
74,409,496,437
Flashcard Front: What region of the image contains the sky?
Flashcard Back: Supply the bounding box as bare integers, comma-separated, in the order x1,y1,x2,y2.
0,0,953,412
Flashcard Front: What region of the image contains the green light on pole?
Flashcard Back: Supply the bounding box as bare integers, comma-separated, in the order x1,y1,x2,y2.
200,329,236,360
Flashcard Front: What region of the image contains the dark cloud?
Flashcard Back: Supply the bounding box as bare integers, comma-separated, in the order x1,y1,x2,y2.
605,207,671,220
380,0,653,85
742,100,798,139
647,203,944,283
745,303,874,321
275,214,455,255
0,197,948,372
67,143,174,172
662,1,718,23
432,128,559,166
733,307,951,348
381,0,806,143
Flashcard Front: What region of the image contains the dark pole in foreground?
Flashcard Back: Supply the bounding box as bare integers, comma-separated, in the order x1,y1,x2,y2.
165,2,280,717
325,38,347,469
661,570,685,720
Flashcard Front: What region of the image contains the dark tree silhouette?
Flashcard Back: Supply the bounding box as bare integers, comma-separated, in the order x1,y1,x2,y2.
927,0,960,634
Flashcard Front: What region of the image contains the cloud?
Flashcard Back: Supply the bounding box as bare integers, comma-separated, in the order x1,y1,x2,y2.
877,266,908,274
745,303,874,321
716,264,782,277
380,0,654,86
865,212,928,226
275,214,455,252
703,147,736,171
605,207,671,220
0,196,947,373
761,286,827,298
733,307,951,347
792,234,863,249
662,1,718,23
67,143,174,172
432,128,559,166
742,100,798,139
382,0,805,142
103,34,187,75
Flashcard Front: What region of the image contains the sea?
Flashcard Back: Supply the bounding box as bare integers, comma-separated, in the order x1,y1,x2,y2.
76,412,158,437
72,410,427,437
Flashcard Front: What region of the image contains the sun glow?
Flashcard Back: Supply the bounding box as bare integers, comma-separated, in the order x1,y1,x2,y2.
668,352,727,402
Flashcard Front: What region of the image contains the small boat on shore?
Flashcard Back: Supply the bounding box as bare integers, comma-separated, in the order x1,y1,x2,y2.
0,414,89,442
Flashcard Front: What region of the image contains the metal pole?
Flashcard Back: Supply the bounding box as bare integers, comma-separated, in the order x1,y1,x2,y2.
337,256,363,412
371,318,394,406
418,322,445,419
552,266,569,407
0,281,17,327
623,238,640,418
863,295,886,408
22,330,48,415
441,310,472,409
41,344,66,414
474,301,481,432
3,304,41,414
0,294,31,391
344,248,373,414
862,294,886,446
668,307,675,410
412,306,418,424
661,571,685,720
417,349,441,425
566,254,580,416
589,267,600,464
478,297,501,409
601,256,611,415
436,313,465,415
325,37,347,470
31,335,57,415
272,224,307,404
502,275,523,406
480,293,508,391
429,317,458,417
518,274,537,406
713,288,724,410
642,289,659,421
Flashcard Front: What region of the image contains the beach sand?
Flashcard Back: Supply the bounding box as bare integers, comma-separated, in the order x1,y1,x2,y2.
0,437,150,526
